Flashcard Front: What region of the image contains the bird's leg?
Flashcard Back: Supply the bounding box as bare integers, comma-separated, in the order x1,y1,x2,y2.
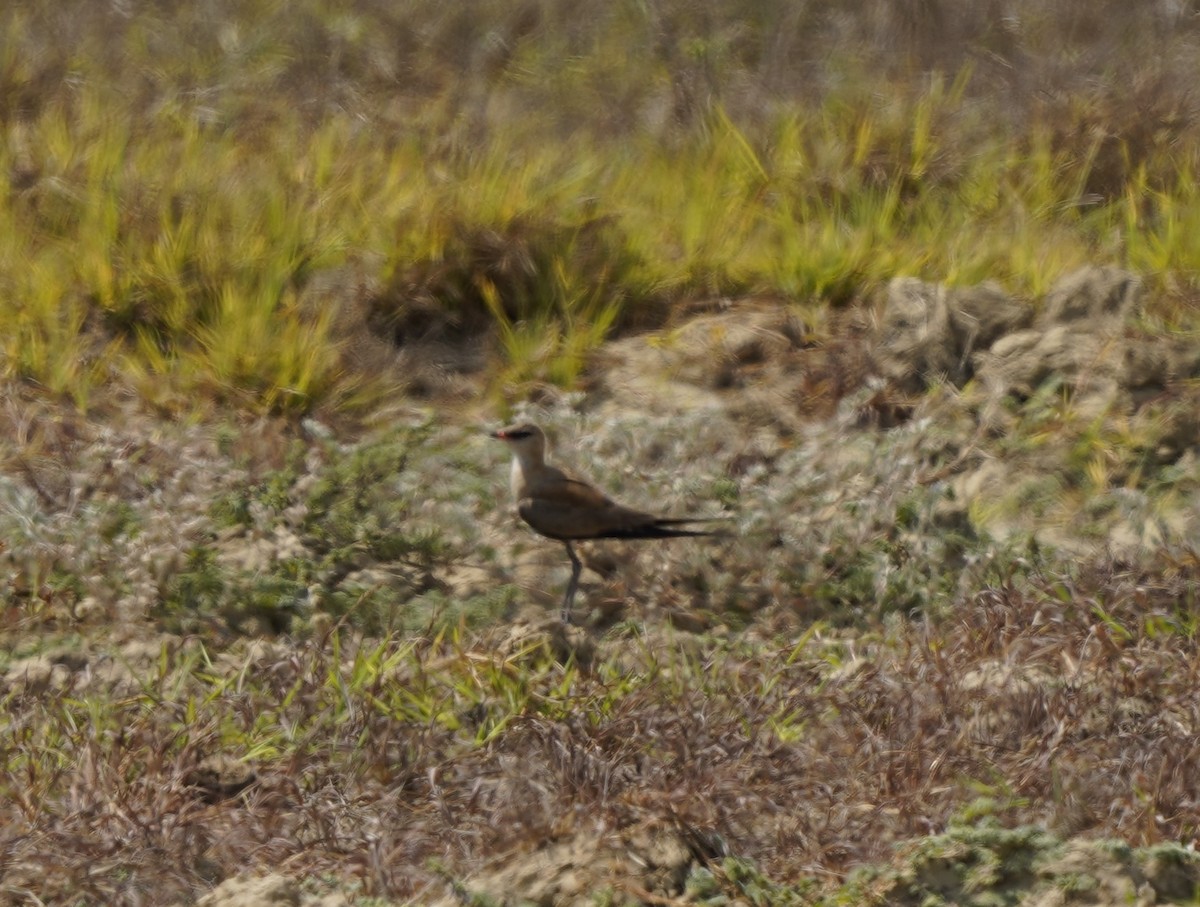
561,541,582,623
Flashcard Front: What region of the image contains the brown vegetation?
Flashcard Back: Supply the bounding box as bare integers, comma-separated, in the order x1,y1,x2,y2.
5,556,1200,904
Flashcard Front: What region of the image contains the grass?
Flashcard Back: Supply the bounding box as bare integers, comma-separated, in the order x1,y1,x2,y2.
4,392,1200,902
5,1,1200,412
7,557,1200,903
10,2,1200,904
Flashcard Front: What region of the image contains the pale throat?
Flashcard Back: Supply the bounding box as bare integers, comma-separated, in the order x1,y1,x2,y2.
509,455,528,499
506,438,550,500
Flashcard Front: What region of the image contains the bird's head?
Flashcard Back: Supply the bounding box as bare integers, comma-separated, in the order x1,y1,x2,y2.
490,422,547,462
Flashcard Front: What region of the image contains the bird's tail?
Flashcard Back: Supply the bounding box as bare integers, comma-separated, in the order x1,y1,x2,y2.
602,517,731,540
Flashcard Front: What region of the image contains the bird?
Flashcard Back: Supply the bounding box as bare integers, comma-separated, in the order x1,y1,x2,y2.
490,421,724,622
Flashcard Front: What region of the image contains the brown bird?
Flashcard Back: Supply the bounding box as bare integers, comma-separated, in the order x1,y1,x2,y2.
491,421,724,622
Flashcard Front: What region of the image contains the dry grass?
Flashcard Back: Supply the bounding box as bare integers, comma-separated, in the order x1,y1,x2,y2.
4,556,1200,903
1,363,1200,902
6,3,1200,904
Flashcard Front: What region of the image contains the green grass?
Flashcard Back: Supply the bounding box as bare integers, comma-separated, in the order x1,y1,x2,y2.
5,1,1200,413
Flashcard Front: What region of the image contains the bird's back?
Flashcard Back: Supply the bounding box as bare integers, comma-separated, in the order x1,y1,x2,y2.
504,431,714,542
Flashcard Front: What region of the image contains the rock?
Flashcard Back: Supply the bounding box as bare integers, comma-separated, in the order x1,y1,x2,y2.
195,874,300,907
876,278,960,389
972,267,1147,415
976,325,1109,401
876,278,1031,391
1122,337,1173,399
1041,266,1141,327
878,266,1154,407
3,654,72,695
1141,843,1200,902
947,280,1032,355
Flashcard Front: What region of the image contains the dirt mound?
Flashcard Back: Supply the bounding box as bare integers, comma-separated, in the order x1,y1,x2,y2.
877,265,1200,415
589,300,873,428
869,265,1200,551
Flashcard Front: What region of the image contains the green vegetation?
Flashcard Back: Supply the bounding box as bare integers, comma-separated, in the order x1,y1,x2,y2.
4,1,1200,410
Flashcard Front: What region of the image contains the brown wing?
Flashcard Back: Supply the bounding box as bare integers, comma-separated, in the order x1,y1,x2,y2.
516,469,723,541
552,476,618,511
517,476,660,540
